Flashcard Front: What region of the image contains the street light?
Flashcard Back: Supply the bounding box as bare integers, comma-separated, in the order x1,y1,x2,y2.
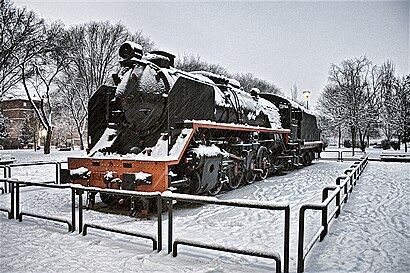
302,90,311,109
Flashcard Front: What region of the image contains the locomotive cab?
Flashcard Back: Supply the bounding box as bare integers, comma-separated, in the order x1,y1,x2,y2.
260,93,323,166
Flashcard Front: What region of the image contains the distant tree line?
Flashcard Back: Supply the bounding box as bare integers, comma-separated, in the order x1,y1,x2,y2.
175,54,281,94
318,56,410,153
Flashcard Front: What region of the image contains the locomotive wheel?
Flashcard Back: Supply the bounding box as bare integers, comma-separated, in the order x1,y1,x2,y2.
308,151,315,164
208,178,224,196
226,166,243,190
185,170,202,194
100,193,117,206
245,170,256,184
302,152,309,166
244,156,256,184
304,151,313,165
256,146,269,180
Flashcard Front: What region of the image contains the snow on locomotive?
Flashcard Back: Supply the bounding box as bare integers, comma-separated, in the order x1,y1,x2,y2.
62,41,323,205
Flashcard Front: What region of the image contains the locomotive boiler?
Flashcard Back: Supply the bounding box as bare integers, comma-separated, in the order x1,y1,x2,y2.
63,41,323,207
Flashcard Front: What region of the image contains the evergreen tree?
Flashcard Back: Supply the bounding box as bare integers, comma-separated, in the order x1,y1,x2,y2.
0,112,10,146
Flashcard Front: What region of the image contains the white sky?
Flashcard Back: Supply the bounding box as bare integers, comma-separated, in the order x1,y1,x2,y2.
13,0,409,107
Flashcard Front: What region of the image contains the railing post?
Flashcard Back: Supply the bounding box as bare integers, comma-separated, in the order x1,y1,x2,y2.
78,190,83,234
297,207,306,273
2,167,6,193
354,169,358,184
320,206,328,241
320,190,329,241
15,183,20,221
284,206,290,273
9,181,14,219
335,189,341,218
5,166,11,193
157,195,162,252
71,188,76,232
344,169,353,192
55,163,59,184
322,188,329,203
168,199,173,254
336,175,348,205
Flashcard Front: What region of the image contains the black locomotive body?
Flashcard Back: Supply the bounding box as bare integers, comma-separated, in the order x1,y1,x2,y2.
65,41,323,200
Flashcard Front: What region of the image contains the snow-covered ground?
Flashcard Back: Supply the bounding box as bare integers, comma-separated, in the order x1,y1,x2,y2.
0,148,409,272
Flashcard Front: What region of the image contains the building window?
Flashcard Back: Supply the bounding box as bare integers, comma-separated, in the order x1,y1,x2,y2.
23,102,27,107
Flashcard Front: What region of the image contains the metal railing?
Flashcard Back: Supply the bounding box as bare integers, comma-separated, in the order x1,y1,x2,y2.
1,156,370,272
320,150,343,161
1,175,289,272
320,150,368,162
1,165,10,193
297,185,340,273
0,178,75,231
72,185,162,252
296,155,368,273
163,192,290,273
0,161,66,193
0,178,162,252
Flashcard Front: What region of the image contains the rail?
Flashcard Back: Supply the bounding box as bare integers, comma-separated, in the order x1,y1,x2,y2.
1,165,10,193
72,185,162,252
0,178,75,232
0,179,162,252
320,150,343,161
320,150,368,162
163,191,290,273
297,155,369,273
0,161,66,193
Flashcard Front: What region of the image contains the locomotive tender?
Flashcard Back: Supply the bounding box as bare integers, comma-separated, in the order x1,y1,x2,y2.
63,41,323,205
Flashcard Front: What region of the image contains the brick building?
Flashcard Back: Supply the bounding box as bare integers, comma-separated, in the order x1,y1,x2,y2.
0,98,39,149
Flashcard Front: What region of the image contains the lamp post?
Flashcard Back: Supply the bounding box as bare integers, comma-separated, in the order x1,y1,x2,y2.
302,90,311,109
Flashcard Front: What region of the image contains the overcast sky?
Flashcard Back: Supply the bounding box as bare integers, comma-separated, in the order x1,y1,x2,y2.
14,0,409,107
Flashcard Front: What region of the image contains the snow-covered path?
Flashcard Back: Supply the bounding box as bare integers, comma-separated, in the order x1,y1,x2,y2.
305,161,410,273
0,149,409,272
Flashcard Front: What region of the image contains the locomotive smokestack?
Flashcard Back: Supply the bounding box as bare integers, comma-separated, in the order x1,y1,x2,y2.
119,41,143,59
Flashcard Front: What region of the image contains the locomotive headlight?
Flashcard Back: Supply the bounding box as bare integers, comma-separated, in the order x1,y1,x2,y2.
119,41,143,59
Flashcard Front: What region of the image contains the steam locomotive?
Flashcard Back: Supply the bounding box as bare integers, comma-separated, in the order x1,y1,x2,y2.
63,41,323,206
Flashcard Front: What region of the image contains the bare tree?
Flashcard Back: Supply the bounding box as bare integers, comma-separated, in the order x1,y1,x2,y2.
233,72,281,94
175,54,281,94
0,0,43,99
131,30,156,52
321,56,380,155
55,71,88,150
175,54,228,75
388,74,410,152
59,21,155,150
65,21,134,96
318,84,346,147
356,65,380,151
377,60,397,141
20,21,69,154
290,83,298,101
372,60,410,152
